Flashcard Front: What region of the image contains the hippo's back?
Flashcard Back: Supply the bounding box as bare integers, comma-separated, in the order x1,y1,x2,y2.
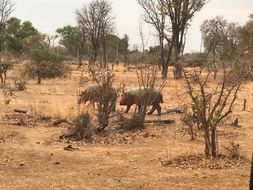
79,84,116,104
126,87,163,105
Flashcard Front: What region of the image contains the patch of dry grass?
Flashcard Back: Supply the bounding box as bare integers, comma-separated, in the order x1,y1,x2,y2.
159,153,249,169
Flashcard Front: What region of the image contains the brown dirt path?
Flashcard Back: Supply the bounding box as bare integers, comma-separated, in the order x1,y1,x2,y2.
0,116,251,190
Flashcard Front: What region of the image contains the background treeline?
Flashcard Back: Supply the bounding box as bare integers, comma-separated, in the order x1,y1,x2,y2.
0,0,252,83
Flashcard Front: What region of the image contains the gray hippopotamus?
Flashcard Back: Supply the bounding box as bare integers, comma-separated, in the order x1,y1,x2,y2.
78,84,117,111
119,87,163,115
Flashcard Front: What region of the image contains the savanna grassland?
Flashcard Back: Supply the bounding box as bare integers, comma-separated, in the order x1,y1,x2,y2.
0,64,252,190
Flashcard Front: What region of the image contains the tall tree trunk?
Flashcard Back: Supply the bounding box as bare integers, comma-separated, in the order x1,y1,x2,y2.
90,43,98,65
161,40,173,79
88,45,92,65
3,71,7,83
124,54,128,66
159,36,165,73
174,61,183,79
77,49,82,68
211,127,217,157
78,55,82,68
204,127,217,158
101,32,107,68
173,39,183,79
212,51,217,79
37,75,42,84
250,154,253,190
0,74,3,83
173,28,184,80
204,127,212,158
205,140,211,158
102,44,107,68
161,64,168,79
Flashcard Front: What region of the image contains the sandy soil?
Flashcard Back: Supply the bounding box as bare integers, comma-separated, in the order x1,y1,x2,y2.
0,64,252,190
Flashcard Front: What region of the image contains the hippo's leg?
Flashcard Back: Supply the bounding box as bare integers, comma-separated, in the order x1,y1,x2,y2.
111,99,116,112
147,106,156,115
137,105,142,113
125,105,131,113
156,104,161,116
147,104,161,116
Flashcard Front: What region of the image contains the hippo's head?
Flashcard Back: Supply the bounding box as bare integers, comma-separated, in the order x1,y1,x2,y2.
78,91,88,104
119,92,134,105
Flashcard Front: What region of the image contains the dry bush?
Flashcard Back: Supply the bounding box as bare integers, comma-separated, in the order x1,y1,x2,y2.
114,112,145,131
224,141,241,160
60,113,93,141
183,60,242,158
14,79,27,91
23,34,70,84
160,153,249,169
88,66,117,133
0,52,14,83
0,83,13,104
181,105,200,141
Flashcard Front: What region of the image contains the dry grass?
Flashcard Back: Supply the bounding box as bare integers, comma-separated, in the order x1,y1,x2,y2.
0,63,252,189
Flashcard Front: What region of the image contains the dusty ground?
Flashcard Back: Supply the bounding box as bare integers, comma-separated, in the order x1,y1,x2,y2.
0,64,252,190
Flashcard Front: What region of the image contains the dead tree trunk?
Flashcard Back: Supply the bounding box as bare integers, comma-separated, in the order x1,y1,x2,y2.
174,61,183,79
211,127,217,157
243,99,247,111
161,65,168,79
250,154,253,190
77,49,82,68
37,75,42,84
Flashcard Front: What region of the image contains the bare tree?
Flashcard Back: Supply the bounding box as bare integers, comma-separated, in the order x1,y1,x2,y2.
164,0,207,79
250,154,253,190
73,27,87,68
138,20,150,64
183,59,242,158
138,0,207,79
100,0,114,68
76,0,114,67
137,0,173,78
201,16,238,77
122,34,129,66
0,0,14,51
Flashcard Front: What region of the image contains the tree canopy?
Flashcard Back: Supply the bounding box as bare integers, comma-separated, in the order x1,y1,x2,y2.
5,17,38,54
23,33,68,84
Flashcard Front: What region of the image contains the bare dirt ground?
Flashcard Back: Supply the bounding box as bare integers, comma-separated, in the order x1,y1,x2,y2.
0,64,252,190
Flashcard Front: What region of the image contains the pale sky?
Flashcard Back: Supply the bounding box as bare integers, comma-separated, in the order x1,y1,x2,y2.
13,0,253,53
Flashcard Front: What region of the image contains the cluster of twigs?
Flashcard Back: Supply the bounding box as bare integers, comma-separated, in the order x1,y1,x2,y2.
182,60,242,158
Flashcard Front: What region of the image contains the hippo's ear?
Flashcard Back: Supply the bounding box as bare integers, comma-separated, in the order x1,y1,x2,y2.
120,90,126,96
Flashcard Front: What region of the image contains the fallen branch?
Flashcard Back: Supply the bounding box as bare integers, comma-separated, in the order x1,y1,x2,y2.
64,144,79,151
0,121,28,126
13,109,28,114
111,118,175,128
164,108,183,114
51,119,73,126
145,119,175,125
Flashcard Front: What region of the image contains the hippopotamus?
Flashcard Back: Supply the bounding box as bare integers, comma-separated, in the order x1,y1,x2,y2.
119,87,163,115
78,84,117,111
